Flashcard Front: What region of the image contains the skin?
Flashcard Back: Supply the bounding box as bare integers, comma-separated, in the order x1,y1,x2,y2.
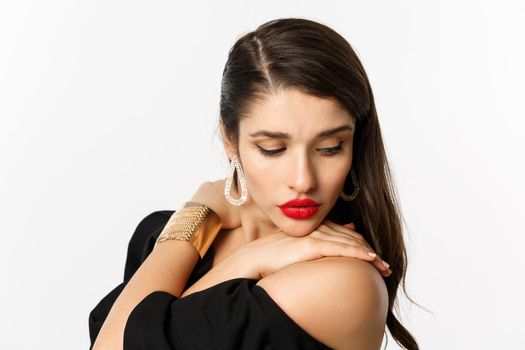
224,87,359,241
183,88,390,349
92,87,390,350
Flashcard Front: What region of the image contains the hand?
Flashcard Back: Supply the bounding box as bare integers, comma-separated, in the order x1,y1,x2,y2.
189,179,241,229
225,219,392,280
324,220,392,277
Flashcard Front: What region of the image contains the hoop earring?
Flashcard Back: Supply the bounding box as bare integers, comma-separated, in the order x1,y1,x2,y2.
224,153,248,206
340,169,360,201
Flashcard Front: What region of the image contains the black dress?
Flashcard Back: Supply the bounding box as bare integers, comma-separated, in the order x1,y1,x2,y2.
88,210,332,349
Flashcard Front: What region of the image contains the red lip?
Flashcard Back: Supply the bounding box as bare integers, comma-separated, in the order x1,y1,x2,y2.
278,198,320,208
278,198,321,219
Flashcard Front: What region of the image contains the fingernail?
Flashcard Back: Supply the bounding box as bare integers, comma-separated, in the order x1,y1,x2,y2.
368,252,377,258
382,261,390,269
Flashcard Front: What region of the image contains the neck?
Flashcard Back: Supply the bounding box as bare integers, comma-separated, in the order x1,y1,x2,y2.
228,181,280,243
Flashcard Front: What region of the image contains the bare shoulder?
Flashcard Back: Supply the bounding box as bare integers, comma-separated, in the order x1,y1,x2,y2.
255,256,389,350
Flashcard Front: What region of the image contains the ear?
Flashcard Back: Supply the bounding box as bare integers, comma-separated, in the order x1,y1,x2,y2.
219,119,236,160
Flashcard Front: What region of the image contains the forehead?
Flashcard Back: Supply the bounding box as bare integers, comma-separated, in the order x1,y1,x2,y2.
240,89,355,137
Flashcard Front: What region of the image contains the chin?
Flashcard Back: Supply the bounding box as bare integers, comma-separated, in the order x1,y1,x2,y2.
279,220,322,237
286,231,313,238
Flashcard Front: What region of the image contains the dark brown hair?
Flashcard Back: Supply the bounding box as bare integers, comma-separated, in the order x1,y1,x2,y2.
219,17,421,349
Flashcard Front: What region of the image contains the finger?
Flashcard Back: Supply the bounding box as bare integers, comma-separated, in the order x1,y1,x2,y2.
311,227,371,252
359,250,390,273
321,221,360,238
316,225,390,272
379,267,393,277
371,257,390,273
344,223,356,230
323,222,392,275
323,220,367,244
306,237,392,276
312,226,375,257
308,239,378,261
312,225,353,240
356,250,389,275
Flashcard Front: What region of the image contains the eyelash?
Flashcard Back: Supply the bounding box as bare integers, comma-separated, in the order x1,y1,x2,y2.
256,141,345,157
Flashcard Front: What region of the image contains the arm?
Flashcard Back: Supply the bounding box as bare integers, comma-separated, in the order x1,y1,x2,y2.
180,250,257,299
255,256,389,350
92,240,199,350
92,180,239,349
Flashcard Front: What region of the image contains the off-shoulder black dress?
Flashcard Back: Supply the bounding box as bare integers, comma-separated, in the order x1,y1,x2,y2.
88,210,332,349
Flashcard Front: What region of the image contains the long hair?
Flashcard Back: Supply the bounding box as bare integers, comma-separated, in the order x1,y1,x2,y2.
219,17,420,350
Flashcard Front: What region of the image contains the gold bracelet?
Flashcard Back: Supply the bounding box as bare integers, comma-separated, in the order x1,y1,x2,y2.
154,201,223,259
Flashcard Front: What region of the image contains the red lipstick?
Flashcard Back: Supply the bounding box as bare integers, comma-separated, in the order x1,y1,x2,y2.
278,198,321,219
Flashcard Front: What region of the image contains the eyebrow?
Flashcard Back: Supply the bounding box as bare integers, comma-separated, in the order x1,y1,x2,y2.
249,124,353,139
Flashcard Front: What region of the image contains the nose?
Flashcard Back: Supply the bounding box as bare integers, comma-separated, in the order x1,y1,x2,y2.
287,151,317,194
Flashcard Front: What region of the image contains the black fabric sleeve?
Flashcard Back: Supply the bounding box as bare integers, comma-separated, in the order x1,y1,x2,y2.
88,210,175,349
90,210,333,349
123,278,333,350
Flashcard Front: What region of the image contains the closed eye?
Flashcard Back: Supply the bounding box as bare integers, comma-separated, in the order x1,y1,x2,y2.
256,141,345,157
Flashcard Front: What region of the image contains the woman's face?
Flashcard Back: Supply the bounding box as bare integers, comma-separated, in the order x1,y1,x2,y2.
225,88,356,237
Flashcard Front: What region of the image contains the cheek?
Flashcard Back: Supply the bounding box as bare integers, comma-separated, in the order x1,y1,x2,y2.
319,157,352,186
240,153,277,197
319,170,347,195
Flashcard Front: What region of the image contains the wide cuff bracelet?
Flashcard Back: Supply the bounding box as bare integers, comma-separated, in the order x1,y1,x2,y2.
154,201,223,259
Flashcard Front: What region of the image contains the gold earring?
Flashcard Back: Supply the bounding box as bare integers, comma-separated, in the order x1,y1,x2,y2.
224,154,248,206
340,169,360,201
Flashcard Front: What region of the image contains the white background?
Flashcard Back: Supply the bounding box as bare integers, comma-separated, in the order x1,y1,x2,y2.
1,1,524,349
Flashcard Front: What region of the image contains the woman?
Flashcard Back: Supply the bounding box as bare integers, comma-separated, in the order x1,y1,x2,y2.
90,17,419,350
